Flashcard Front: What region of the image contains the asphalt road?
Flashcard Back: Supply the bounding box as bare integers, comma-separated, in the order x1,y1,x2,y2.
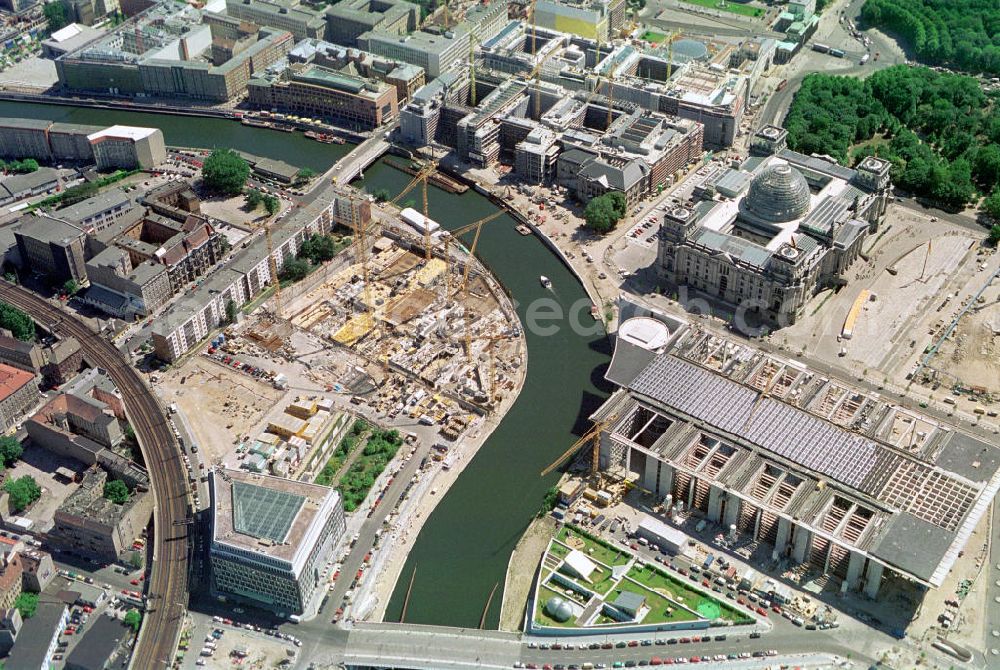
0,282,191,670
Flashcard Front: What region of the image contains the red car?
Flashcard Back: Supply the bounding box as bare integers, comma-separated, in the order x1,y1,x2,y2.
628,640,638,647
130,579,140,586
650,659,663,666
756,606,768,617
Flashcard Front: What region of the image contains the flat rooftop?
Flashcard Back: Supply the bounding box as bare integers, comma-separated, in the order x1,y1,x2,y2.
211,468,337,563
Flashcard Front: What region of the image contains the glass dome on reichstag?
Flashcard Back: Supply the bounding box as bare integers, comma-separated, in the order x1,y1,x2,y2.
744,163,811,223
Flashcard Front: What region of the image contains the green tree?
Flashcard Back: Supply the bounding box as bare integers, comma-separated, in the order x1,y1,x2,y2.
8,159,38,174
225,299,238,324
13,592,37,619
584,194,623,234
103,479,130,504
538,485,560,517
43,2,68,31
62,279,79,296
298,234,337,264
128,551,143,569
202,149,250,196
974,144,1000,187
278,255,312,283
4,476,40,512
0,436,22,467
988,223,1000,245
124,609,142,632
295,168,316,184
372,188,391,203
606,191,627,219
263,195,280,216
0,302,34,341
244,188,263,210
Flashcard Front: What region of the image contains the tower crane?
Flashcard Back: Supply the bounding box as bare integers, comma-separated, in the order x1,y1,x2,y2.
389,162,438,260
435,210,506,296
540,413,619,478
249,214,283,318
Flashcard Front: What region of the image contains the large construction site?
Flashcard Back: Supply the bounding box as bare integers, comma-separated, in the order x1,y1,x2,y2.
201,195,525,443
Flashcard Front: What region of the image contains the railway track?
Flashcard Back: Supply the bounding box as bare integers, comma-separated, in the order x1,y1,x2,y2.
0,282,190,670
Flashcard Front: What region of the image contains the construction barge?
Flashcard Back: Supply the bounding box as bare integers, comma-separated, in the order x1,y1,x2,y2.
384,158,469,194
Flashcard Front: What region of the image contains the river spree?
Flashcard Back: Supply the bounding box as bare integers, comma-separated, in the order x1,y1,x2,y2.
0,100,611,628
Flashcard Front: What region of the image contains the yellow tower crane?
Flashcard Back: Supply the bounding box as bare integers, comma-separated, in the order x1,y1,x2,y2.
539,413,618,478
389,161,438,260
664,30,681,82
434,210,506,296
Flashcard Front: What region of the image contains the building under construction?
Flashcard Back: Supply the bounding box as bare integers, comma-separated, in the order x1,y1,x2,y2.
594,312,1000,600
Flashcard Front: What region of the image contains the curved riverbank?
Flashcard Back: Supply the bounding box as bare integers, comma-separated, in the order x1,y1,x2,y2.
355,160,613,629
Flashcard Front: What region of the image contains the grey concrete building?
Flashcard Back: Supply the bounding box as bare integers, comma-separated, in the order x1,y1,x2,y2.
4,602,68,670
598,313,1000,600
13,214,88,284
209,469,346,616
224,0,325,41
324,0,418,47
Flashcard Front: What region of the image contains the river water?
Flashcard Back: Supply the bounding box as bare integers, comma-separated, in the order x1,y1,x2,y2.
0,101,611,628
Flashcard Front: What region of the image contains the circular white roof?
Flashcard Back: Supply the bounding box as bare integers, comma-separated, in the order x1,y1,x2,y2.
619,317,671,352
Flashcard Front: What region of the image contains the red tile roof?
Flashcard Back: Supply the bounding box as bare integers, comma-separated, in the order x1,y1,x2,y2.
0,364,34,402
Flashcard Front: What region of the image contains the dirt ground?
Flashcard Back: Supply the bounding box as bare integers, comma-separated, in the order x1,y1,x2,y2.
157,357,286,467
7,444,83,532
499,515,558,632
933,281,1000,394
775,209,982,382
198,192,288,231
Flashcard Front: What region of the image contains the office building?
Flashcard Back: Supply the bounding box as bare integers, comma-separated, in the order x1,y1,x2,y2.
655,126,891,326
63,615,131,670
13,214,88,284
224,0,326,42
533,0,626,40
56,1,293,102
324,0,418,47
597,314,1000,600
249,61,399,129
0,118,166,169
359,0,507,79
87,126,167,170
209,468,346,616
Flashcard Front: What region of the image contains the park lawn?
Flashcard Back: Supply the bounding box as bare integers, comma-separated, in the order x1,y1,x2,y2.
628,564,752,624
613,580,697,624
680,0,764,17
556,526,632,567
535,586,579,628
549,541,570,559
583,564,617,595
641,30,667,43
334,427,403,511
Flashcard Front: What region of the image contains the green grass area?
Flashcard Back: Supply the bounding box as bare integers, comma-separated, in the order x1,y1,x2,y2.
535,586,579,628
549,542,569,559
315,419,367,486
333,425,403,511
680,0,764,17
628,564,752,624
556,525,632,567
612,580,697,624
640,30,667,43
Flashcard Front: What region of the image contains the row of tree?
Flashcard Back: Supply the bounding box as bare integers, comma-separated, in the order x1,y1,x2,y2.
784,65,1000,212
278,233,350,284
861,0,1000,75
0,159,38,174
244,188,280,216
